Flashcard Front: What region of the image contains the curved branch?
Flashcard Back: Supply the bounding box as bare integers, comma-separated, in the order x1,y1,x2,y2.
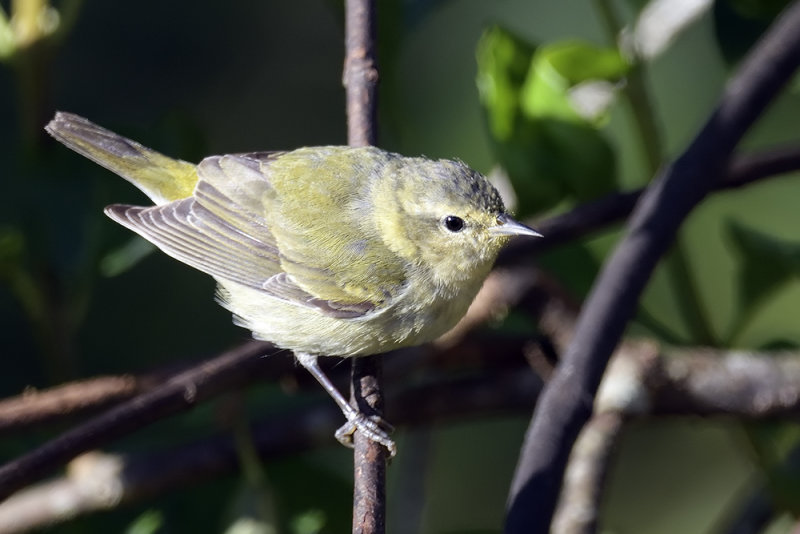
505,3,800,532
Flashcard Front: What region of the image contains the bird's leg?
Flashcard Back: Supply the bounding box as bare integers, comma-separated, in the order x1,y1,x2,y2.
295,352,396,457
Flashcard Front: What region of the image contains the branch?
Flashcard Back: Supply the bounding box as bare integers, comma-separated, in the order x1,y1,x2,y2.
505,3,800,531
550,411,625,534
344,0,379,148
343,1,385,533
499,145,800,264
0,375,145,435
0,342,276,502
0,365,540,534
9,343,800,532
552,337,800,534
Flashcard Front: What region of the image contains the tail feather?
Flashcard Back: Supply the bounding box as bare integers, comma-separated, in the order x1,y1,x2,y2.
45,112,198,205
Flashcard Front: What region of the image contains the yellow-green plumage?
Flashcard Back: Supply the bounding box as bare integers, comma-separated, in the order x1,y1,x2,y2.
45,111,540,452
45,113,198,204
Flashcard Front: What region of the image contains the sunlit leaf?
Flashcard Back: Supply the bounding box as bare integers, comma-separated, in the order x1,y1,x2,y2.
290,509,326,534
125,510,164,534
477,28,620,216
521,40,628,124
224,517,276,534
0,5,15,60
538,40,629,86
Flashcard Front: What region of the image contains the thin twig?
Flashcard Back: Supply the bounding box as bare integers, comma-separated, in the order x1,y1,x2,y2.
344,0,379,148
505,3,800,532
0,341,275,501
343,1,386,533
0,375,145,435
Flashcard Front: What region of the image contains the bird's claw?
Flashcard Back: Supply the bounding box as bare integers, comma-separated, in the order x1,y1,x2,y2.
335,412,396,457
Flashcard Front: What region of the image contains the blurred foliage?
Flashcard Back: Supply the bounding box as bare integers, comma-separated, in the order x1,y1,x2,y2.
1,0,800,532
726,221,800,344
125,510,164,534
476,26,621,216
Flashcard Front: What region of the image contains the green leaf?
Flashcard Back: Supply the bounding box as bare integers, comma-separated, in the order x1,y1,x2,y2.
125,510,164,534
0,5,15,61
100,236,156,277
476,28,621,216
521,40,629,123
538,40,629,87
224,517,276,534
290,509,326,534
519,57,579,123
476,25,536,142
726,221,800,329
536,118,617,202
745,422,800,515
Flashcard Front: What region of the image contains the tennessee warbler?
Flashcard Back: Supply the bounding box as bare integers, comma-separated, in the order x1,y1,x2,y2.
45,112,541,455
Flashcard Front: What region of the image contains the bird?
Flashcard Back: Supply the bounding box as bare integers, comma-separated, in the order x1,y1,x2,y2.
45,112,541,455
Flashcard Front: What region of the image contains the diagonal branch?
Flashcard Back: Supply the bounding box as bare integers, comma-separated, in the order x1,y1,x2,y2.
505,2,800,532
0,375,147,435
0,342,276,502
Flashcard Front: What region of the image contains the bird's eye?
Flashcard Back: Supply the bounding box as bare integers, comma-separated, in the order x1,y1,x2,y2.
443,215,465,233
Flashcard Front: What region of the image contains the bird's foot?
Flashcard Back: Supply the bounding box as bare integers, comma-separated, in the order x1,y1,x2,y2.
335,410,396,457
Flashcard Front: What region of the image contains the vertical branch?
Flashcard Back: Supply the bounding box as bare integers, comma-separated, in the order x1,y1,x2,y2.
343,1,386,533
344,0,379,147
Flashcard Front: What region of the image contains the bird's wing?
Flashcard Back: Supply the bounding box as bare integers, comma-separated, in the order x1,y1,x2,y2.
238,148,409,309
105,152,403,318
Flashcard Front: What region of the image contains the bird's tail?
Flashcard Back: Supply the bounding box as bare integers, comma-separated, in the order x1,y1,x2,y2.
45,111,198,205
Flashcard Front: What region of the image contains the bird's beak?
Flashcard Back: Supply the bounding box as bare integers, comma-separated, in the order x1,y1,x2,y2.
488,213,543,238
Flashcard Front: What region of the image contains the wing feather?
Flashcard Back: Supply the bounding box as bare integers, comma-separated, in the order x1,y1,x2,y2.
105,152,381,318
106,201,273,288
